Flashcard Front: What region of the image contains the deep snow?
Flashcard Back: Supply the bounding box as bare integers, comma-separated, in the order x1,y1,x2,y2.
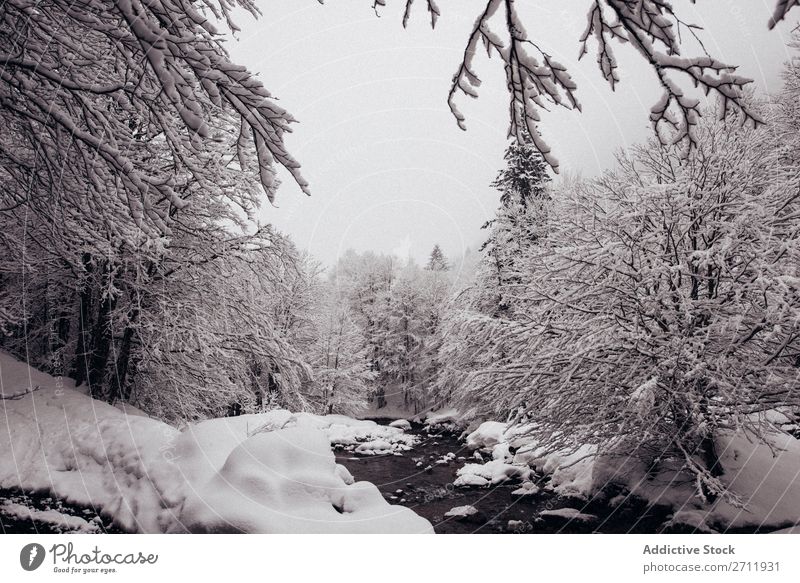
0,351,431,533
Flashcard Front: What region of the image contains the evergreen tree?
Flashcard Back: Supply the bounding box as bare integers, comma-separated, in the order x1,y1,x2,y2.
475,132,552,316
426,244,450,271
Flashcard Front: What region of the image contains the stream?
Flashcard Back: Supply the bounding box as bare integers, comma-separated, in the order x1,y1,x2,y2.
336,421,674,534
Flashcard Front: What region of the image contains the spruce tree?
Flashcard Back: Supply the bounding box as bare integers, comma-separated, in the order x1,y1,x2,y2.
426,244,450,271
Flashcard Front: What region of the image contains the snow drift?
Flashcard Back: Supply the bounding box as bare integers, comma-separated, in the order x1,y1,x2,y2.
0,351,432,533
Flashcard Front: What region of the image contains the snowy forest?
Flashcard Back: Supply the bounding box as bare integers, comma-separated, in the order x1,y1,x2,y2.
1,0,800,535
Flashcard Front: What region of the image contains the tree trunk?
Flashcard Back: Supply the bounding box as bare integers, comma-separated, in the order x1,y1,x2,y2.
71,253,94,387
87,262,118,400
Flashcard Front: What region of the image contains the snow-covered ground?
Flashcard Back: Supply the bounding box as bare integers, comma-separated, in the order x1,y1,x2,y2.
0,351,432,533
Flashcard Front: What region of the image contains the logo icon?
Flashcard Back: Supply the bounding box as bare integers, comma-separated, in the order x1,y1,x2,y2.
20,543,46,571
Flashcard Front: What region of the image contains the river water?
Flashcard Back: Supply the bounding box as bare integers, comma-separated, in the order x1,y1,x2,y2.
336,422,674,534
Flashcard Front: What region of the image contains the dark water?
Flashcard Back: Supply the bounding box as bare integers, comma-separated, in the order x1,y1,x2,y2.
336,423,676,534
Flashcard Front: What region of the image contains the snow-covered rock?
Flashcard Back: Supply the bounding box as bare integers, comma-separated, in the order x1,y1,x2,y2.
511,481,540,497
443,504,486,524
355,439,395,455
0,351,432,534
534,444,597,499
444,505,479,518
465,421,508,450
539,508,597,523
454,459,532,487
423,408,464,432
283,414,418,453
461,420,596,498
389,419,412,431
453,473,489,487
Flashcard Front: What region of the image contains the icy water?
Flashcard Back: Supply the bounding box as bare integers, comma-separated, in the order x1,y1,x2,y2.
336,422,674,534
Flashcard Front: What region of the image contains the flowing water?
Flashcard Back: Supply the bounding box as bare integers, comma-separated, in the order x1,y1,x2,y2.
336,422,675,534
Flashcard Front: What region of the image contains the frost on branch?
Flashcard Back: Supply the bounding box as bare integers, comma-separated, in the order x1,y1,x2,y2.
0,0,306,237
385,0,800,171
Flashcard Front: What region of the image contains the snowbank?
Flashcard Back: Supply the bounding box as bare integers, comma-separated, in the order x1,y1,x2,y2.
0,501,100,533
0,351,432,533
176,426,428,533
592,417,800,531
707,428,800,529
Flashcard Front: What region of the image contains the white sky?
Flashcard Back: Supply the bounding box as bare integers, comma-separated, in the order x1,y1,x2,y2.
226,1,797,266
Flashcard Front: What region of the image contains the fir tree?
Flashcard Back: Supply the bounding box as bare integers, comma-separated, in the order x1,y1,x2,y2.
426,244,450,271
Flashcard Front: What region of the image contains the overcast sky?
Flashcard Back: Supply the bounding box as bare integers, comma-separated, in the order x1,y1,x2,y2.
226,1,796,266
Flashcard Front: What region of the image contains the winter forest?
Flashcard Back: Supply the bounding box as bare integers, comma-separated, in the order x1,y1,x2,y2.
2,0,800,535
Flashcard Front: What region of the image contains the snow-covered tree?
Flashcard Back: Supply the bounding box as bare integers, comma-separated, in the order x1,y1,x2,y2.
474,132,551,317
0,0,306,233
329,251,453,413
387,0,799,171
426,244,450,271
306,297,376,416
440,102,800,502
0,103,314,420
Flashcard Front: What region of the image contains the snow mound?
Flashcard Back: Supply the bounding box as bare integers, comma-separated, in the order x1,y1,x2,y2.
177,426,430,533
0,351,432,533
591,412,800,531
707,427,800,529
454,460,532,487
